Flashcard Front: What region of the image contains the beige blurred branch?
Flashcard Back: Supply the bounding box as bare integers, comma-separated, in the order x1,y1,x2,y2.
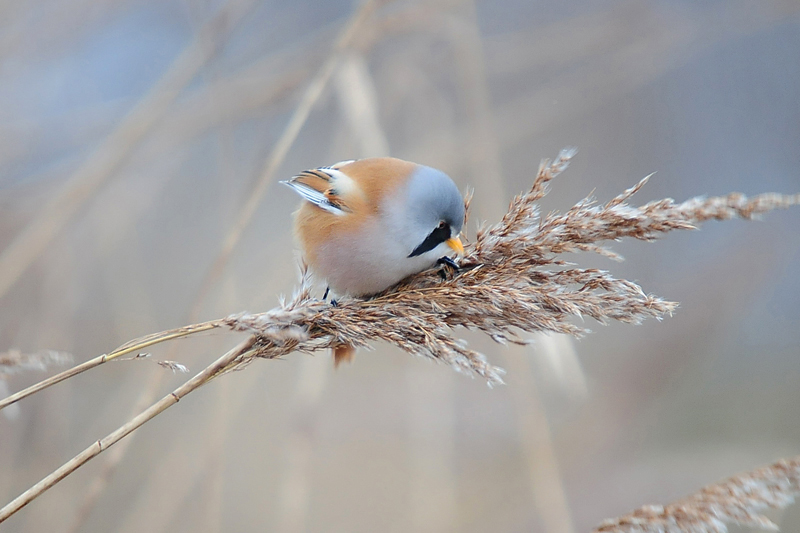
447,4,578,528
492,1,800,147
334,53,390,157
192,0,385,310
273,34,393,533
0,0,257,302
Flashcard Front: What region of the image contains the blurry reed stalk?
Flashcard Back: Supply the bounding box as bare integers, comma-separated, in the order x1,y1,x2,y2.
594,455,800,533
447,4,577,530
0,0,258,303
193,0,383,308
2,149,800,523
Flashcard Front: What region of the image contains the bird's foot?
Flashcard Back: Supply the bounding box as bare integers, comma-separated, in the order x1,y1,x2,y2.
437,256,460,280
437,256,460,270
321,286,338,306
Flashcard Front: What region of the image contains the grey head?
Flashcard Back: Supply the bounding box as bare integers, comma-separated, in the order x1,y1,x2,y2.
392,165,464,259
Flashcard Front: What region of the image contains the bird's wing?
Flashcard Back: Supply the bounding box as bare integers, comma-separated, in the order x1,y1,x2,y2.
281,167,354,215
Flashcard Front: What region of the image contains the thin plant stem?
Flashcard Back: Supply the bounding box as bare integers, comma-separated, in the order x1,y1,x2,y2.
0,322,220,411
0,336,257,524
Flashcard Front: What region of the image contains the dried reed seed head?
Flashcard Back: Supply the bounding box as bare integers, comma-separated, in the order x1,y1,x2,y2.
0,349,74,376
218,149,800,384
594,456,800,533
156,361,190,374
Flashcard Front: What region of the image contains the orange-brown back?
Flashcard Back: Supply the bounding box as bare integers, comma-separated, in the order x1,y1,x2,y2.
292,157,417,266
336,157,416,213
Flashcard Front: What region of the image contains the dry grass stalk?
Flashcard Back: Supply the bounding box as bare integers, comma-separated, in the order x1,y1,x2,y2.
594,455,800,533
0,321,219,411
1,149,799,523
0,337,257,523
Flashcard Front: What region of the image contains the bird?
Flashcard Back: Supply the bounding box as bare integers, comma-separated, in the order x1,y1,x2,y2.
282,157,465,365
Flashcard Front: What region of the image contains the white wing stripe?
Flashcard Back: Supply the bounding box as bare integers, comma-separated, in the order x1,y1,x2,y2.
280,180,346,215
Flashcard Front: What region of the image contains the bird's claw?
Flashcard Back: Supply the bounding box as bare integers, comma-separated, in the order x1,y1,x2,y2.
437,256,460,270
436,256,460,280
321,286,338,306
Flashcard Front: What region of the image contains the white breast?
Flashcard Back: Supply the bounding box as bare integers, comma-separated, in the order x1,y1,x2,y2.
313,218,447,297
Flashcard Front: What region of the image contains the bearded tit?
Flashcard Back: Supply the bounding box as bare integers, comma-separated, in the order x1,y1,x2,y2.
283,157,465,363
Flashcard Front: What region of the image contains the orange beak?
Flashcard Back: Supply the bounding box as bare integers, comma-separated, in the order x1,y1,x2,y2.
445,237,464,255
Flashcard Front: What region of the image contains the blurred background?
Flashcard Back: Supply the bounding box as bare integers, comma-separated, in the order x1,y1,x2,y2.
1,0,799,531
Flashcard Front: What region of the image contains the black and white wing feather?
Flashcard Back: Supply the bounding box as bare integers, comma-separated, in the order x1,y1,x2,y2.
281,167,353,215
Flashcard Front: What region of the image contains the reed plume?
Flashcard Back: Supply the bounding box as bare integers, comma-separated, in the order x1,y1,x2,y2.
1,148,799,523
217,148,799,384
0,349,72,375
6,148,798,400
594,455,800,533
0,349,72,420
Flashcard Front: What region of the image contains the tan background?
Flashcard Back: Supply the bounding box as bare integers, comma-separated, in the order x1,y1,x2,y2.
1,1,799,532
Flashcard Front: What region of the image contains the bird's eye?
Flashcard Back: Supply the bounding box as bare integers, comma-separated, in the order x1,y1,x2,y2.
438,220,447,229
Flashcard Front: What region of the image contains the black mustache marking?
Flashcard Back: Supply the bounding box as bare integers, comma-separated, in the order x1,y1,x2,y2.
408,224,451,258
